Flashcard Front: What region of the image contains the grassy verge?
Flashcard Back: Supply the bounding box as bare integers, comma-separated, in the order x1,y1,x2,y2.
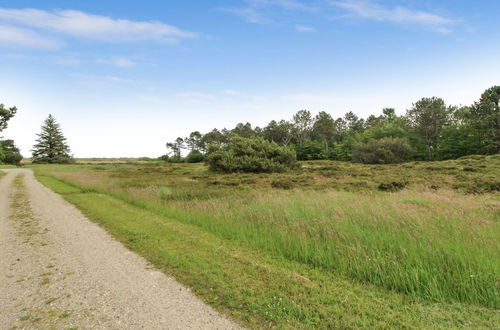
35,171,500,328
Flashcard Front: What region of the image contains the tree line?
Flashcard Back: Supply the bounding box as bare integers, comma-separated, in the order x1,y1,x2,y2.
163,85,499,165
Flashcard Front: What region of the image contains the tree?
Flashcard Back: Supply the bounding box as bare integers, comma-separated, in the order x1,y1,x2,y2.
166,137,185,160
469,85,500,153
0,103,17,132
185,131,202,152
292,110,313,146
232,122,256,138
344,111,364,133
0,140,22,165
333,117,347,143
263,120,294,146
312,111,335,150
31,114,72,164
405,97,450,160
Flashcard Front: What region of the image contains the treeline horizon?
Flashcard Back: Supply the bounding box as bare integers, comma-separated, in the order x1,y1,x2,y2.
163,85,499,164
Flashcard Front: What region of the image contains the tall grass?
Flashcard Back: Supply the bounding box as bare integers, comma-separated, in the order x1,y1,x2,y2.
108,187,500,308
34,162,500,308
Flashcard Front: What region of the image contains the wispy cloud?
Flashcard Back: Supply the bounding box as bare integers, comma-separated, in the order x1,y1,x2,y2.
0,7,197,47
330,0,455,33
0,24,62,49
295,24,315,32
223,0,315,24
97,57,136,67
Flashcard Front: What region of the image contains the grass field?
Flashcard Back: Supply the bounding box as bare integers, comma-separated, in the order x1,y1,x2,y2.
29,155,499,328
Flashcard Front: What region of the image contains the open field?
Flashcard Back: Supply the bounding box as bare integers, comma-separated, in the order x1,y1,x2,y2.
29,155,500,328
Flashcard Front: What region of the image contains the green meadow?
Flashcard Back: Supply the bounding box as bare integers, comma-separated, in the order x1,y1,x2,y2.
30,155,499,328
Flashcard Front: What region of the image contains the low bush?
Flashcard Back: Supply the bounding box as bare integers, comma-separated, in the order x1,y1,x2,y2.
352,137,413,164
185,150,204,163
205,136,298,173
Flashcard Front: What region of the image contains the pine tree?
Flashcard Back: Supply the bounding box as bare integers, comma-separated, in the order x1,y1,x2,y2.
32,114,73,163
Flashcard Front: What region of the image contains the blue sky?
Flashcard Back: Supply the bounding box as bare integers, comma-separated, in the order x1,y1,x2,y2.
1,0,499,157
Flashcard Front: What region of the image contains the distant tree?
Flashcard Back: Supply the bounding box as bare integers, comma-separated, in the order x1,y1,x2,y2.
232,122,256,138
0,103,17,132
185,131,203,152
0,139,22,165
405,97,450,160
333,118,347,143
200,128,227,150
32,114,72,164
344,111,364,133
166,137,184,160
382,108,397,123
292,110,313,146
469,85,500,153
312,111,335,150
263,120,294,146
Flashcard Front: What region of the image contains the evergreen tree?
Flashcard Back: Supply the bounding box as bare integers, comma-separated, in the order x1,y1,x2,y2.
31,114,72,163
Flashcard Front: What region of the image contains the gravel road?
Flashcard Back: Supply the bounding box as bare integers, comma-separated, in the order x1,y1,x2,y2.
0,168,240,329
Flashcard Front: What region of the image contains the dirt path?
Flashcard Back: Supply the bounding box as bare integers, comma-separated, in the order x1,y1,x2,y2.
0,168,240,329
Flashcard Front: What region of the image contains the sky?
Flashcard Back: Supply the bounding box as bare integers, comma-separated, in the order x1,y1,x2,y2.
0,0,499,157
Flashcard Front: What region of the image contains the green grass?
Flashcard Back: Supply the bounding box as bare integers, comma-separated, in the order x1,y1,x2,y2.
32,157,500,328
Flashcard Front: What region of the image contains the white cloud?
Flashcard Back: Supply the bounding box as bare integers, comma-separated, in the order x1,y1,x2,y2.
223,7,266,24
330,0,454,32
0,8,197,43
0,24,61,49
295,24,315,32
223,0,315,24
97,57,136,67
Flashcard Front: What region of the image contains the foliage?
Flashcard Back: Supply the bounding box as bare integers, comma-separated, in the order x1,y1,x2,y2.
164,86,498,163
295,140,326,160
0,103,17,132
469,85,500,154
352,137,413,164
31,114,73,164
0,139,23,165
185,150,204,163
405,97,450,160
436,125,482,160
205,136,297,173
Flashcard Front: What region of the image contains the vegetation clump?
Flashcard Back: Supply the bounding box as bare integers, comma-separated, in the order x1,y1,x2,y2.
351,137,413,164
378,181,407,192
205,136,298,173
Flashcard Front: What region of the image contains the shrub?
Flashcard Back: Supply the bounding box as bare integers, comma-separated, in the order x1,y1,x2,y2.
185,150,204,163
352,137,413,164
205,136,298,173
